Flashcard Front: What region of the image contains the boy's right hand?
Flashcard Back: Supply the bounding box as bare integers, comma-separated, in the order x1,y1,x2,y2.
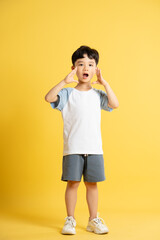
63,67,79,84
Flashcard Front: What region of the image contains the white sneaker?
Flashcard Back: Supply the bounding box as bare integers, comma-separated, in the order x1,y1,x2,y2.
86,213,109,234
61,216,76,235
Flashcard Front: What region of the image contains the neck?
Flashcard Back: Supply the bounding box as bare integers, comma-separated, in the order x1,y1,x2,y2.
75,82,92,90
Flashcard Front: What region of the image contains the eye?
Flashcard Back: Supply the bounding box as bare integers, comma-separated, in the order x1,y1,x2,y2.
89,64,93,66
79,64,83,66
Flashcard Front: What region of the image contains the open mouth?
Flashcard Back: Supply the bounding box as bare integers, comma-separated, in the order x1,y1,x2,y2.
83,73,89,78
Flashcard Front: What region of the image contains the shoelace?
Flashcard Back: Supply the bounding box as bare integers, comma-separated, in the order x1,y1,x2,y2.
92,213,106,226
64,216,76,227
93,217,105,225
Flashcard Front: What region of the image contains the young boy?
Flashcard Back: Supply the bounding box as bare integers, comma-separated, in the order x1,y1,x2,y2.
45,45,119,235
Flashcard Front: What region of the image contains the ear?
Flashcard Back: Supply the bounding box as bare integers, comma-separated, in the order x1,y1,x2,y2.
71,66,75,70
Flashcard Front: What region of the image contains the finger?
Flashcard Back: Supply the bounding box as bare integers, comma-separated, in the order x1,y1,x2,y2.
70,67,77,76
96,68,100,75
72,66,77,74
73,66,77,71
97,69,101,76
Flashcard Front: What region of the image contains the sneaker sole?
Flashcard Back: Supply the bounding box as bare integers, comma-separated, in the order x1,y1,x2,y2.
61,230,76,235
86,226,109,234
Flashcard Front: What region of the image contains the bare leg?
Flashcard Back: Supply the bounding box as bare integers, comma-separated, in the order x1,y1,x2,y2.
84,182,98,221
65,181,80,219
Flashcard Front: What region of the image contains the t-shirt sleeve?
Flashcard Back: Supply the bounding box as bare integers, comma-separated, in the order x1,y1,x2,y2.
50,88,70,111
98,89,114,112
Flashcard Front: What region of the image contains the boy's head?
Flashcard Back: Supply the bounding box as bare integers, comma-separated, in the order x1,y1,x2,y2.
72,45,99,66
71,45,99,83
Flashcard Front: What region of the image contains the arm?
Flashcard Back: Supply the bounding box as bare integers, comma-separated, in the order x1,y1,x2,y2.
92,68,119,109
45,80,66,102
103,82,119,108
45,67,78,103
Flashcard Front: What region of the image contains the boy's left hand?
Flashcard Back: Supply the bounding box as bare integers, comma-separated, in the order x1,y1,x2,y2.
92,68,107,86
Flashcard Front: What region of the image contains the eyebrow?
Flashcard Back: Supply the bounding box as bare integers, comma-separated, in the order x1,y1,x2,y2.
77,60,94,64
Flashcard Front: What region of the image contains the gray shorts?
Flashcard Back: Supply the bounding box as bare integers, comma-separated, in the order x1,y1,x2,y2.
61,154,106,182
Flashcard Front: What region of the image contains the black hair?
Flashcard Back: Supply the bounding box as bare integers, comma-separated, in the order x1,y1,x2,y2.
71,45,99,66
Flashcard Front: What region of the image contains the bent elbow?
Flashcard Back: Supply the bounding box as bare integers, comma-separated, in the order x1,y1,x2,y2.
45,95,49,102
115,103,119,108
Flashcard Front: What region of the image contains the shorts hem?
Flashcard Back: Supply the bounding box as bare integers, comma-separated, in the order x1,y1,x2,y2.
61,177,81,182
83,179,106,182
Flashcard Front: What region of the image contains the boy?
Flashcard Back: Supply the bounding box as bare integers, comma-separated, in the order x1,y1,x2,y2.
45,45,119,235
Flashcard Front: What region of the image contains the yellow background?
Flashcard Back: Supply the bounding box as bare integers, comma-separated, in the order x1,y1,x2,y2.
0,0,160,239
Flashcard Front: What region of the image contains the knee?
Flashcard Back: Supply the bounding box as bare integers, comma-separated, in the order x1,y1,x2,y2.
84,182,97,189
67,181,80,189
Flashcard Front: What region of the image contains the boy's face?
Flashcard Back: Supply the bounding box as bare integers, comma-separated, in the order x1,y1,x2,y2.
71,54,97,83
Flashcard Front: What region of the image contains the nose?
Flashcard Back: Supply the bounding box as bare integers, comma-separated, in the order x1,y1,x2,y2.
84,65,89,71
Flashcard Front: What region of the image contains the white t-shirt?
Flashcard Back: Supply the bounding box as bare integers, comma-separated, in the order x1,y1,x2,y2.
50,87,113,156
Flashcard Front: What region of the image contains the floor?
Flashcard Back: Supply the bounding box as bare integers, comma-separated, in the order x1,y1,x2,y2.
0,209,160,240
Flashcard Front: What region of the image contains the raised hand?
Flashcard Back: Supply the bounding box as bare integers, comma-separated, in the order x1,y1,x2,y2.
64,67,79,84
92,68,107,86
